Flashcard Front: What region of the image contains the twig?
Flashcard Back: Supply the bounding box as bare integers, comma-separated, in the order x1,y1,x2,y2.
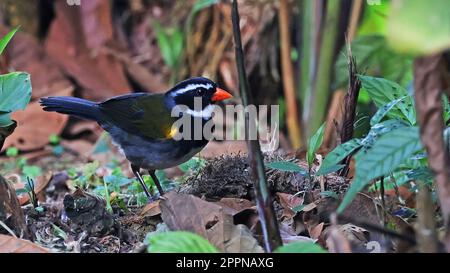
278,0,302,149
0,220,17,238
231,0,282,252
347,0,363,42
338,42,361,177
416,183,439,253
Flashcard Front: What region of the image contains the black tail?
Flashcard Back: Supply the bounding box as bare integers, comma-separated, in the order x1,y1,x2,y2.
40,96,101,121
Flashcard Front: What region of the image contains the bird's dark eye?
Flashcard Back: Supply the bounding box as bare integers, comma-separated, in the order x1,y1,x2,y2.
196,89,205,96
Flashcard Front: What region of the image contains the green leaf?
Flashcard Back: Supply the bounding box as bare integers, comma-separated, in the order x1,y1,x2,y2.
315,164,345,176
146,231,218,253
22,166,42,179
338,127,423,213
387,0,450,55
6,146,19,157
0,26,19,55
266,161,308,176
0,72,32,127
317,138,362,176
358,75,415,125
357,0,390,36
307,123,326,168
368,171,411,192
319,191,339,199
275,242,327,253
333,35,413,90
154,22,175,67
370,96,408,126
360,119,409,149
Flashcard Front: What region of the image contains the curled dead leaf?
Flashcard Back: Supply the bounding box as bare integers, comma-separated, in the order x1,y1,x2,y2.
0,235,49,253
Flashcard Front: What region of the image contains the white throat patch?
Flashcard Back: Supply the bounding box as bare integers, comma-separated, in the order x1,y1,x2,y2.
185,104,215,118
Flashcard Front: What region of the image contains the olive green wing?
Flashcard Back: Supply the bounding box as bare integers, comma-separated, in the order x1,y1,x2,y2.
98,93,177,140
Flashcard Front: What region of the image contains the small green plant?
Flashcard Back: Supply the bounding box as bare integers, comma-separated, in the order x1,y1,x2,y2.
71,161,101,189
145,231,218,253
318,75,450,213
5,147,19,157
0,27,32,151
306,122,326,174
15,177,38,208
274,241,327,253
48,134,64,156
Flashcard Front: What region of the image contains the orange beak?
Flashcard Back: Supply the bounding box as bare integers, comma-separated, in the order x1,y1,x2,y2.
211,87,233,102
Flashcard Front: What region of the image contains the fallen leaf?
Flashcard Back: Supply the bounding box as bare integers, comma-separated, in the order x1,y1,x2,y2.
217,198,254,215
0,235,49,253
45,1,130,101
276,192,303,220
223,224,263,253
309,222,325,240
140,200,161,217
3,100,68,151
160,192,263,253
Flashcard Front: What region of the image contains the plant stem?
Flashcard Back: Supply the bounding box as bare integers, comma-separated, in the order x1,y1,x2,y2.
278,0,302,149
414,54,450,252
231,0,282,252
305,0,341,139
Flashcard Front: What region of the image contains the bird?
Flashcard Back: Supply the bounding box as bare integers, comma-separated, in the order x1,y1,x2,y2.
40,77,232,199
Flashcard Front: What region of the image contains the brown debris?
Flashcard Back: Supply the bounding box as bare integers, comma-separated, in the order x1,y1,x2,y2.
0,175,29,239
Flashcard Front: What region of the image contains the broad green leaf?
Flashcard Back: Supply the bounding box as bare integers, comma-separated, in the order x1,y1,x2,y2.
333,35,412,90
358,75,415,124
360,119,409,149
315,164,345,176
338,127,423,213
307,123,326,168
0,26,19,55
275,242,327,253
266,161,308,176
0,72,32,127
316,138,362,176
357,0,390,36
368,171,411,192
387,0,450,55
370,96,408,126
146,231,218,253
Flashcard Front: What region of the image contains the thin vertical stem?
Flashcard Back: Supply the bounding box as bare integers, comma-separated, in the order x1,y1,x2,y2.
279,0,302,149
231,0,282,252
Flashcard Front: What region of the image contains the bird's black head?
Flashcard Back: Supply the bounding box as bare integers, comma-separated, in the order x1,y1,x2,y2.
165,77,232,118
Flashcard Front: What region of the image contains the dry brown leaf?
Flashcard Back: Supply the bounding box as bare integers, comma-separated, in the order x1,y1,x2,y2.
160,192,263,253
0,27,74,99
223,224,264,253
309,222,324,240
276,192,303,220
3,101,68,151
45,1,130,101
160,192,226,251
140,200,161,217
217,198,254,215
0,235,49,253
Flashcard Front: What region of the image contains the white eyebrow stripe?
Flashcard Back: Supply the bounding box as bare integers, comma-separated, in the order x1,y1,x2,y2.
172,83,213,95
185,104,215,118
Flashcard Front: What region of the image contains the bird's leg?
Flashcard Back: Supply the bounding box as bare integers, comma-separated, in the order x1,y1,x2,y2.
148,170,165,196
131,165,152,198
